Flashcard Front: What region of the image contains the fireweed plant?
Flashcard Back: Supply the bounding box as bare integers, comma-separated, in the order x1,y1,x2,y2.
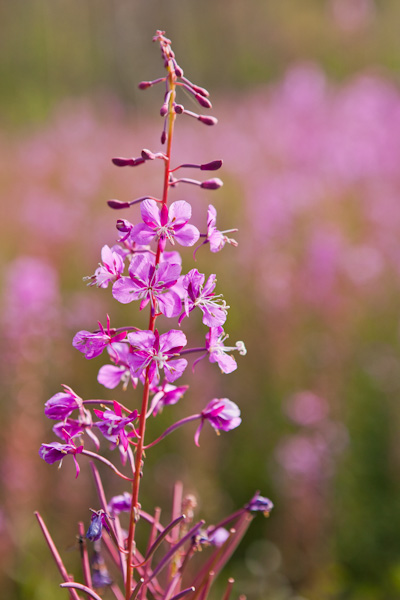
36,31,273,600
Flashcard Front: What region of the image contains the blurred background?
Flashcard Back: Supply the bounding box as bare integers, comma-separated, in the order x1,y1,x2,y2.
2,0,400,598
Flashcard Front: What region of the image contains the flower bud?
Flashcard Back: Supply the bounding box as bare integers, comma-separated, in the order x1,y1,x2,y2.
191,83,210,97
200,178,223,190
107,199,131,209
112,157,145,167
200,160,223,171
198,115,218,126
195,94,212,109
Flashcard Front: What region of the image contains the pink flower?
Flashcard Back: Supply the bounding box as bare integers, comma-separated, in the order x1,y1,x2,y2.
44,385,82,420
73,317,127,359
86,245,125,288
39,437,83,478
206,205,238,252
112,254,182,318
194,398,241,446
180,269,229,327
97,343,138,390
127,329,188,383
130,199,200,251
205,326,246,373
93,401,138,452
147,381,189,416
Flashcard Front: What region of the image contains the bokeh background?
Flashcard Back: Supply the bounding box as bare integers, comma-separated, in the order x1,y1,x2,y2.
2,1,400,598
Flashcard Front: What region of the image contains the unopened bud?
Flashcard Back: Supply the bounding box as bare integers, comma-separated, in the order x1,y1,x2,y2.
198,115,218,126
174,104,184,114
191,84,210,97
160,104,168,117
112,157,145,167
161,131,167,145
108,199,131,209
200,178,223,190
200,160,223,171
174,64,183,77
138,81,152,90
195,94,212,109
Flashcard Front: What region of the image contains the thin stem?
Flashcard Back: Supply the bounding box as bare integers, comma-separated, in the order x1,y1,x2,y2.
81,450,133,481
143,414,200,449
146,520,205,584
139,507,161,600
78,521,92,593
60,582,102,600
34,512,81,600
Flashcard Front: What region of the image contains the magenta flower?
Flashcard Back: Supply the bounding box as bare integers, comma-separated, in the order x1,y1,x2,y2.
97,342,138,390
39,437,83,478
205,326,246,374
127,329,188,383
180,269,228,327
52,411,100,450
112,254,182,318
73,317,127,359
194,398,241,446
44,385,82,420
206,205,238,252
53,419,85,440
108,492,132,515
130,199,200,251
85,245,125,288
93,401,138,452
147,381,189,416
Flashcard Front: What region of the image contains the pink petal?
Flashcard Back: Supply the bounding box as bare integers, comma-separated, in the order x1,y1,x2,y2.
168,200,192,223
141,199,161,228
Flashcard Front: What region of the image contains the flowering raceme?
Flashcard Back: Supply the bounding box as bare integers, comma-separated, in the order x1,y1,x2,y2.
36,30,272,600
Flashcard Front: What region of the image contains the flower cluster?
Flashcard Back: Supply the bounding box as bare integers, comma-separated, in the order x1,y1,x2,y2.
36,31,272,600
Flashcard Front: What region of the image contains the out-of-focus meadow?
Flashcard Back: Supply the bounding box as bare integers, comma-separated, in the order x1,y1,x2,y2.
3,1,400,598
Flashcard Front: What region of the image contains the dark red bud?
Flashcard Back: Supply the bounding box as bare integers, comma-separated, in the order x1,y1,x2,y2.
138,81,152,90
107,199,131,209
174,104,184,114
198,115,218,126
161,131,167,145
195,94,212,109
160,105,168,117
200,178,223,190
174,64,183,77
191,84,210,97
112,157,145,167
200,160,223,171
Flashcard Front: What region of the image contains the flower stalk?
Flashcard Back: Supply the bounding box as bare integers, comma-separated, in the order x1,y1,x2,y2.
36,30,272,600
